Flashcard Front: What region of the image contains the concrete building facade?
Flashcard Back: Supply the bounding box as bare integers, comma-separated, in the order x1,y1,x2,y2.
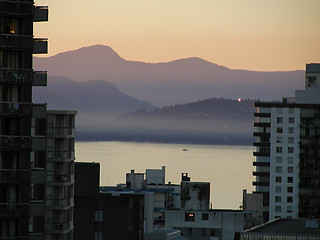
253,63,320,221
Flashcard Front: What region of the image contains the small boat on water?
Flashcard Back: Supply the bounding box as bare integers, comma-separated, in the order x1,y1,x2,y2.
182,148,188,151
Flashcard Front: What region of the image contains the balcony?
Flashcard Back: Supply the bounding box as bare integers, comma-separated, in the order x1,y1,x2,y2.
0,1,33,16
0,68,33,84
47,151,73,161
34,6,48,22
33,38,48,54
47,198,71,209
47,127,74,137
0,136,32,151
254,112,271,118
33,71,47,86
52,222,71,231
253,161,270,167
252,181,269,187
253,132,270,137
254,122,270,128
253,142,270,147
253,171,269,177
0,102,32,116
253,151,270,157
0,34,33,50
0,203,29,217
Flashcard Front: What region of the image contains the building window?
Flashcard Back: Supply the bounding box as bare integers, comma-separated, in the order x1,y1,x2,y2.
202,213,209,220
287,187,293,193
288,108,294,114
276,137,282,143
288,147,294,154
288,117,294,123
95,210,103,222
95,232,103,240
276,147,282,153
288,167,294,173
277,108,283,114
185,212,195,222
288,137,294,144
277,117,283,123
277,128,283,133
276,167,282,173
287,197,293,203
276,186,282,193
275,196,281,202
288,127,294,134
276,176,282,182
288,157,294,163
276,157,282,163
287,206,293,213
275,206,281,212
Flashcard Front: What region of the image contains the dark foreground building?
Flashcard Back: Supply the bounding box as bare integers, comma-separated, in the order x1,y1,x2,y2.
1,2,76,239
74,162,144,240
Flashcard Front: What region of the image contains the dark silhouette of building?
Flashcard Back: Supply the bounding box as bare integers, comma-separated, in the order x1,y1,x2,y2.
74,162,144,240
0,2,76,239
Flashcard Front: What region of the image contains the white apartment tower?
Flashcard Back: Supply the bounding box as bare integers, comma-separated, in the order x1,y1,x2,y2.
253,63,320,222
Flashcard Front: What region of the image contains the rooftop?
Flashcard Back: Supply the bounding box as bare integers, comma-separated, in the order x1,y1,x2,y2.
244,218,320,235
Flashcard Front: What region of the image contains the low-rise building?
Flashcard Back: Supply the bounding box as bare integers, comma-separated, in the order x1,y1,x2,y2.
241,218,320,240
165,209,245,240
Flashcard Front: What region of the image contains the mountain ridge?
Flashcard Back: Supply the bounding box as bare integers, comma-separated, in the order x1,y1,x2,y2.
34,45,304,106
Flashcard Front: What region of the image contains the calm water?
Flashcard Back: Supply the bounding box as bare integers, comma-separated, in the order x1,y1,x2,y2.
75,141,255,209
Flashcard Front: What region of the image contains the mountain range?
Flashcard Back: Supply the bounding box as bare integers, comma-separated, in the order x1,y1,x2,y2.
34,45,304,106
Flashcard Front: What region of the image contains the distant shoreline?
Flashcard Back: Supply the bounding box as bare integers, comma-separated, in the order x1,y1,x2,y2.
76,132,253,146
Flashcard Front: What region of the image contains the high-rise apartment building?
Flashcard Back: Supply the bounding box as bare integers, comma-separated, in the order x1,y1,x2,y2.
253,63,320,221
1,2,76,240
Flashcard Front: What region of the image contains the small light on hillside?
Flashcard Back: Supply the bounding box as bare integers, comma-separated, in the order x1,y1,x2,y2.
238,98,242,102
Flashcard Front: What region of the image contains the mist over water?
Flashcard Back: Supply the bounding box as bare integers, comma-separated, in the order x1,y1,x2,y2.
75,141,254,209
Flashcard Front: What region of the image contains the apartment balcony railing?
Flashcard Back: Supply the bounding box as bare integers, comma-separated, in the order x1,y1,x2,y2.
33,71,47,86
0,169,29,183
0,34,33,50
33,38,48,54
0,136,32,151
0,203,29,217
254,112,271,118
254,122,271,128
253,142,270,147
252,181,269,187
253,161,270,167
34,6,48,22
253,171,269,177
47,127,73,136
48,198,71,208
253,132,270,137
0,102,32,116
253,151,270,157
0,1,33,15
52,222,71,231
47,151,72,160
0,68,32,84
54,174,72,183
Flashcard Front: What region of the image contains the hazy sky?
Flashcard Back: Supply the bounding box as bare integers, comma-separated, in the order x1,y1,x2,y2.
34,0,320,71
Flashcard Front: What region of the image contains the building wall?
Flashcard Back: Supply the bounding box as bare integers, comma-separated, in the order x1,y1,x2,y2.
181,182,210,211
165,210,244,240
0,1,48,239
46,111,76,240
269,107,300,220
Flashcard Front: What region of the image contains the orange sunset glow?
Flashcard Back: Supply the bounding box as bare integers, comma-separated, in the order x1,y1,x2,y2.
34,0,320,71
